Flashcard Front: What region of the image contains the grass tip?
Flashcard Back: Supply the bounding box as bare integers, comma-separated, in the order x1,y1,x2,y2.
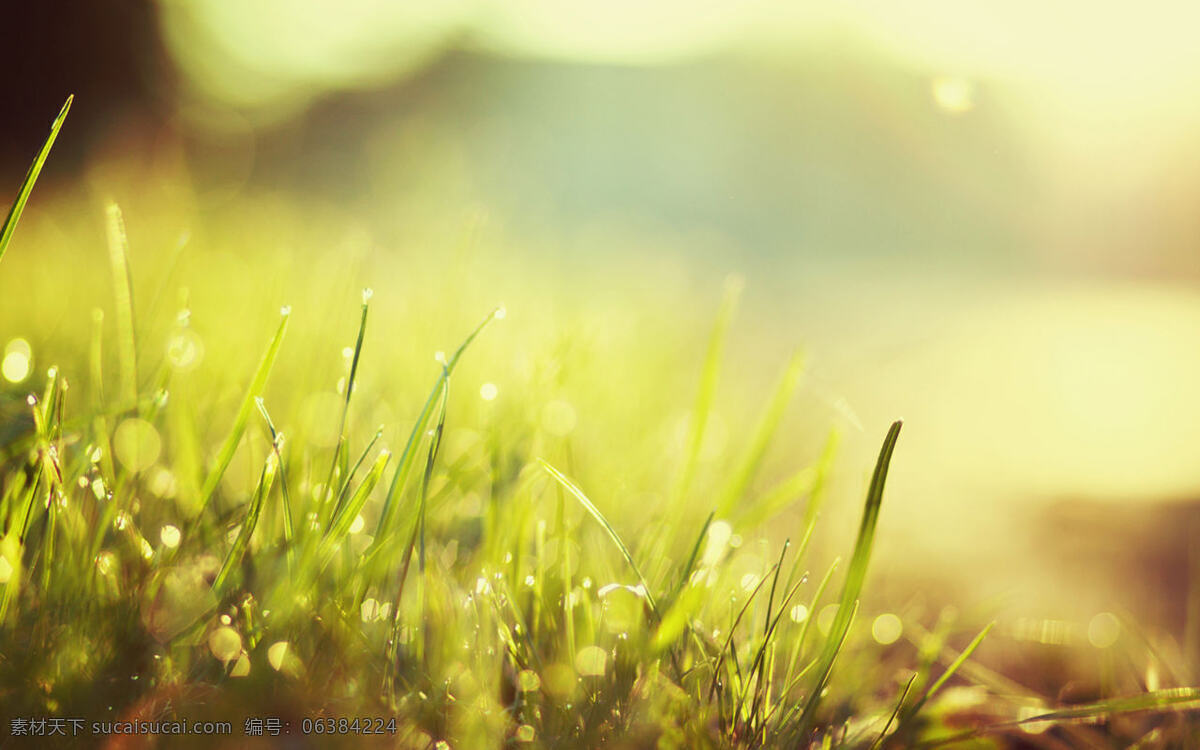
361,287,374,304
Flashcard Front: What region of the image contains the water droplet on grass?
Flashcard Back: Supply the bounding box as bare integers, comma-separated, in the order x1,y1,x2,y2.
208,627,241,662
268,641,290,671
160,525,181,549
517,670,541,692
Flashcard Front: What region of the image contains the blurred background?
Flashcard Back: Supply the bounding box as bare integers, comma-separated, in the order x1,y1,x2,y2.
5,0,1200,641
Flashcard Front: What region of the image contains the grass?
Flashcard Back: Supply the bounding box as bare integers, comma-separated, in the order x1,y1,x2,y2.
3,97,1200,748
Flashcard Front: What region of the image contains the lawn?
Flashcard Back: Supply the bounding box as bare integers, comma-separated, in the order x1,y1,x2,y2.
3,98,1199,749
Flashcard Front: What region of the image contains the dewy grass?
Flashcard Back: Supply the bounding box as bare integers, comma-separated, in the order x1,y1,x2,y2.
195,307,290,516
4,98,1199,750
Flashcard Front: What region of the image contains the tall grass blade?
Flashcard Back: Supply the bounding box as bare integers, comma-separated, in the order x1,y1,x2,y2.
795,420,902,737
655,512,715,649
319,448,390,568
255,398,295,558
0,95,71,267
212,454,278,595
920,688,1200,748
925,621,995,702
539,458,659,616
320,292,371,522
715,352,804,519
105,203,138,407
870,673,918,750
329,428,383,526
196,308,290,515
416,369,449,574
373,306,503,547
670,276,741,511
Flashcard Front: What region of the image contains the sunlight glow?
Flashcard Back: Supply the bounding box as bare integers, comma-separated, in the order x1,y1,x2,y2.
871,613,903,645
1087,612,1121,648
931,76,974,114
2,339,31,383
160,525,182,549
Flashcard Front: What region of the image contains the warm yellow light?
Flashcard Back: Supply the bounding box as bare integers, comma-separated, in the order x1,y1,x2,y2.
931,76,974,114
2,339,31,383
871,613,903,645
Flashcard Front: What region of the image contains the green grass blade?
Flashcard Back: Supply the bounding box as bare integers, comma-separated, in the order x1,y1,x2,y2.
319,448,390,568
212,453,278,595
658,510,715,635
255,397,295,555
416,368,449,574
373,306,503,547
706,563,780,701
716,351,804,519
783,556,840,693
196,307,290,515
920,688,1200,748
925,621,995,702
329,428,383,526
105,203,138,407
539,458,659,617
0,95,72,267
670,276,741,512
319,291,371,522
795,420,902,737
870,673,918,750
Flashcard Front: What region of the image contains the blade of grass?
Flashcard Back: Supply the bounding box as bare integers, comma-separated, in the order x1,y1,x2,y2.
706,563,781,702
255,397,294,570
746,564,811,729
195,307,290,516
870,673,918,750
318,448,390,569
920,688,1200,748
794,420,902,737
539,458,659,617
328,427,384,527
925,622,996,703
715,351,804,520
212,452,278,596
372,306,503,548
670,276,741,513
105,203,138,407
893,621,996,742
319,290,371,525
653,511,716,650
0,95,72,267
416,369,449,575
785,556,840,686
